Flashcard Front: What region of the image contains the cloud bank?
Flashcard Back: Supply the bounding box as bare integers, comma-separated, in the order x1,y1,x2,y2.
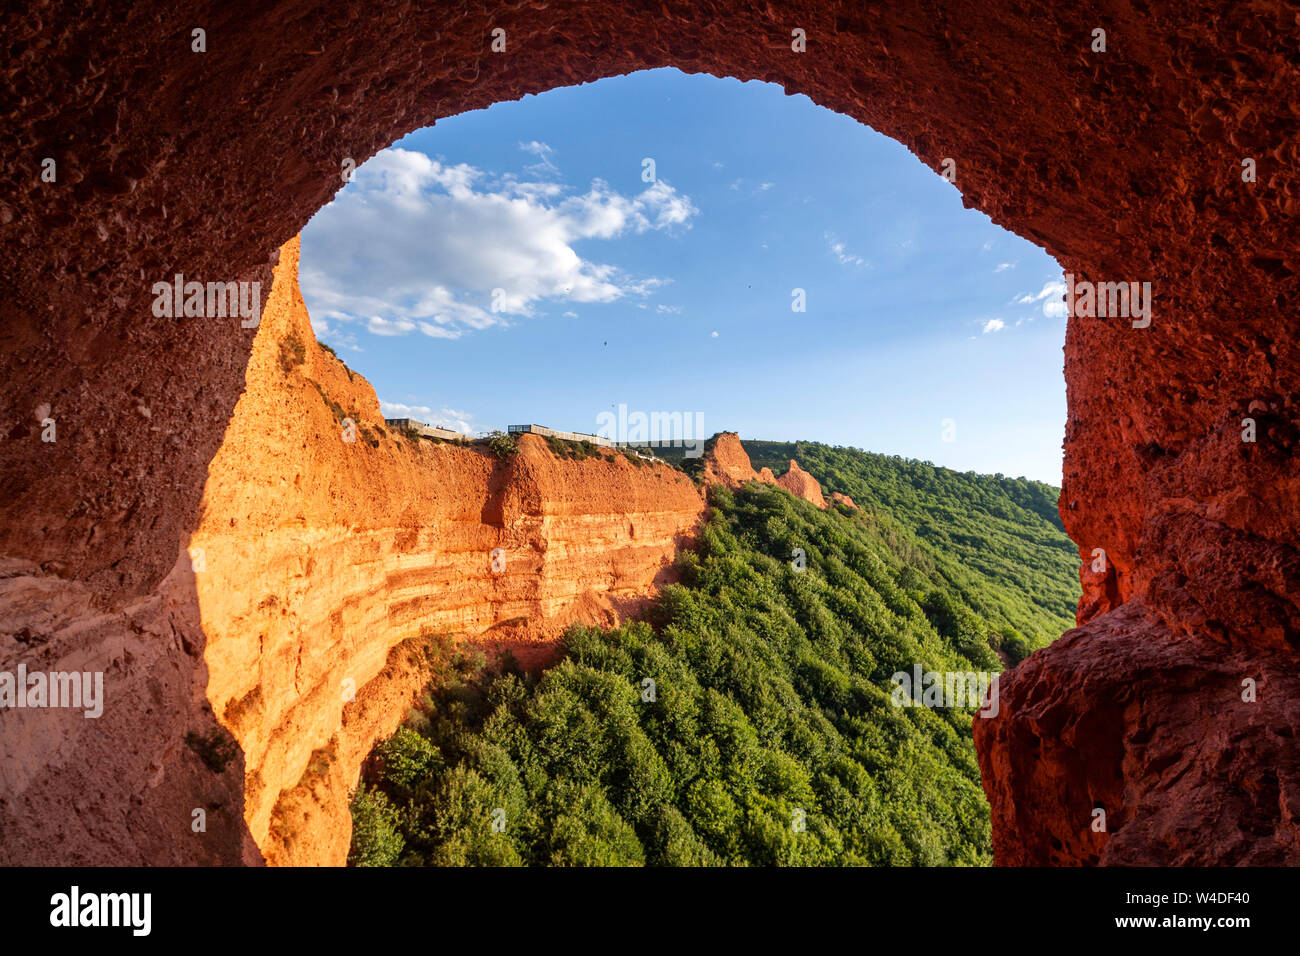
301,146,698,341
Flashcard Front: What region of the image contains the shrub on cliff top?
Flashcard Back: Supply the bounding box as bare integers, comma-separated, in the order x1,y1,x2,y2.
485,430,518,458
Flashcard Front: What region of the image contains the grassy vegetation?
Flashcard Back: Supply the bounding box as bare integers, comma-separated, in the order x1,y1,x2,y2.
309,380,351,424
350,445,1079,866
317,340,355,380
544,434,604,461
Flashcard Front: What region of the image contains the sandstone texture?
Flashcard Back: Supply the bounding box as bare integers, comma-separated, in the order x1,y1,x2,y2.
776,459,828,509
701,432,769,490
701,433,827,509
200,239,706,865
1,238,706,865
1,1,1297,865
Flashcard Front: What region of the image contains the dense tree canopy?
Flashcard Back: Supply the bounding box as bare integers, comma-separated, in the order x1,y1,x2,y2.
350,445,1080,866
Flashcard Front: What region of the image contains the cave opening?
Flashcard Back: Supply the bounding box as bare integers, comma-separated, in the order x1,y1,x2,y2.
297,67,1073,488
3,2,1292,869
285,68,1083,867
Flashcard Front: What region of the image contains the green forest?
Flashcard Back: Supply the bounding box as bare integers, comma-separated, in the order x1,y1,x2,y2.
349,442,1080,866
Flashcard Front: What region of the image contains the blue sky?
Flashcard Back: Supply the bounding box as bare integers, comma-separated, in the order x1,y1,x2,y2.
300,68,1068,483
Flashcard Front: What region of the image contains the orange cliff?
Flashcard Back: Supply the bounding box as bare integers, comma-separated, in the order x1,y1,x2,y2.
186,236,708,865
777,459,827,509
702,432,828,509
0,246,837,869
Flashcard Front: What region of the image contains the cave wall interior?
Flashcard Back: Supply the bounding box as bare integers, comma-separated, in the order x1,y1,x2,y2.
0,1,1296,864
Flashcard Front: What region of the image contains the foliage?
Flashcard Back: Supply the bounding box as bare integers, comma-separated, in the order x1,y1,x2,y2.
545,435,603,461
348,786,405,866
351,447,1079,866
743,441,1078,646
485,430,519,458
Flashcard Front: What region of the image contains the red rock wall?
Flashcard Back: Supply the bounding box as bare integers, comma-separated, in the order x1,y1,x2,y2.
201,238,704,865
703,433,827,507
1,1,1297,865
776,459,827,509
1,237,705,865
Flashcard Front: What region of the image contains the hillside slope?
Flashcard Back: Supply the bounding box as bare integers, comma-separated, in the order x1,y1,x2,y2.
745,441,1077,649
351,440,1080,865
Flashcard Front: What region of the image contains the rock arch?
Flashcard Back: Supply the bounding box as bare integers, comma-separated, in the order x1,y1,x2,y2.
0,2,1295,864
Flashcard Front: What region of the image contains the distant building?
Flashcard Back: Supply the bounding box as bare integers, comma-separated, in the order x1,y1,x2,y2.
508,423,664,462
384,418,468,442
507,423,616,447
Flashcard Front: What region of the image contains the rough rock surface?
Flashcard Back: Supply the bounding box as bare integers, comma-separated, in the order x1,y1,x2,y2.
1,238,705,865
700,432,771,490
1,1,1297,865
205,239,706,865
830,492,858,510
975,601,1300,865
776,459,827,509
700,433,828,509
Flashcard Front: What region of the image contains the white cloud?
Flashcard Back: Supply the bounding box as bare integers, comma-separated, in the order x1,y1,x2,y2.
437,407,478,435
1014,278,1065,304
757,182,774,192
995,262,1014,272
310,315,363,352
711,331,719,338
380,401,433,419
825,232,868,268
562,310,578,318
368,315,416,336
417,322,461,340
300,147,698,340
982,318,1006,334
379,401,478,435
656,304,682,314
519,140,559,177
1014,277,1068,319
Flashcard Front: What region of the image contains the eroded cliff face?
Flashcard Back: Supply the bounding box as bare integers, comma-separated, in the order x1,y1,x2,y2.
0,238,705,866
191,238,706,865
976,601,1300,865
776,460,827,509
701,433,827,509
